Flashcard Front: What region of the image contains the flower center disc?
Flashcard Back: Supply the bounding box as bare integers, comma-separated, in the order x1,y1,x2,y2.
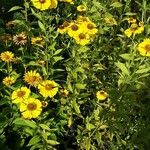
145,44,150,52
45,84,55,90
17,91,26,97
4,54,11,60
87,23,94,29
27,103,37,111
39,0,45,3
79,33,86,39
71,24,78,31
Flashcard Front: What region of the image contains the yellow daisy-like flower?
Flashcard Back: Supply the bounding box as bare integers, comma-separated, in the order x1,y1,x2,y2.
77,5,87,12
84,21,98,35
67,22,83,37
0,51,14,62
96,90,108,101
74,32,90,46
31,37,45,47
138,39,150,56
49,0,58,9
124,23,144,37
104,17,117,25
11,87,31,104
57,21,70,34
20,98,42,119
31,0,58,10
24,70,42,87
38,80,59,98
127,18,136,24
77,16,91,23
61,89,69,97
2,76,16,86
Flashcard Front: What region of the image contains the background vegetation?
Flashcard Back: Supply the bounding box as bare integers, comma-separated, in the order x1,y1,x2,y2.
0,0,150,149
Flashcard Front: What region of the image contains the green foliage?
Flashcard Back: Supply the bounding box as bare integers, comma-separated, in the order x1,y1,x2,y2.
0,0,150,149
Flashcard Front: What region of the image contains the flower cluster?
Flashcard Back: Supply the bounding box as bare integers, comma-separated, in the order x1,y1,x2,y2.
124,18,144,37
9,70,59,119
58,16,98,46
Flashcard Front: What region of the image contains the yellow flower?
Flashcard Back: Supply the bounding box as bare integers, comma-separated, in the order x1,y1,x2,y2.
49,0,58,9
124,23,144,37
138,39,150,56
61,89,69,97
31,37,45,47
77,16,91,23
77,5,87,12
20,98,42,119
31,0,58,11
57,21,70,34
96,90,108,101
38,80,59,98
67,22,83,37
74,32,90,46
0,51,14,62
104,17,117,25
2,76,16,86
127,18,136,24
84,21,98,35
124,28,132,37
24,70,42,87
11,87,31,104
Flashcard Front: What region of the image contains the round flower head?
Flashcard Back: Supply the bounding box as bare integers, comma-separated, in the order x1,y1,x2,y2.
61,89,69,97
104,17,117,25
31,0,58,10
2,76,16,86
127,18,136,24
67,22,83,37
20,98,42,119
74,32,90,46
57,21,70,34
77,16,91,23
0,51,14,62
96,90,108,101
84,21,98,35
11,87,31,104
24,70,42,87
124,23,144,37
31,37,45,47
38,80,59,98
49,0,58,9
138,39,150,56
77,5,87,12
13,32,27,46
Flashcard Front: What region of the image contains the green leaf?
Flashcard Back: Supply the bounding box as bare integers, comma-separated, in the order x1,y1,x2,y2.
120,53,132,60
38,21,46,32
53,56,64,62
72,99,80,114
115,62,130,76
86,138,91,150
53,49,63,56
47,140,59,145
135,68,150,74
13,118,37,129
39,124,51,131
86,123,95,131
8,6,23,12
28,135,41,146
111,2,123,7
76,83,86,89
